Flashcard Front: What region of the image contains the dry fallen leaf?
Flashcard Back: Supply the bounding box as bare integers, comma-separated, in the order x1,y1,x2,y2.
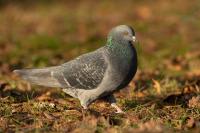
188,96,200,108
186,117,195,128
137,120,164,132
36,91,51,101
43,112,55,120
152,79,161,95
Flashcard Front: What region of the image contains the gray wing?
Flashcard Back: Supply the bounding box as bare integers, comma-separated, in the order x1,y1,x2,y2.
54,50,108,90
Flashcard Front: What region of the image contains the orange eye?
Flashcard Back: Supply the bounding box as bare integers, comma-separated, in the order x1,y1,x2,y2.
123,31,129,36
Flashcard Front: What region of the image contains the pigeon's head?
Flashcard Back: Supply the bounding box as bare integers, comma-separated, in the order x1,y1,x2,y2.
107,25,136,46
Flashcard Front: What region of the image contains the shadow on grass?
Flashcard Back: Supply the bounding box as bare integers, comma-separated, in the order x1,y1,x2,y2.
0,82,68,103
123,92,199,112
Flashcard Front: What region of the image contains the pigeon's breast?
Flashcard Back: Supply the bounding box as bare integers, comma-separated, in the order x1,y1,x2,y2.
115,44,138,90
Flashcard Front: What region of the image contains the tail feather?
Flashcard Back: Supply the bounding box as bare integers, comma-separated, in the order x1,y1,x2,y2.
13,67,62,88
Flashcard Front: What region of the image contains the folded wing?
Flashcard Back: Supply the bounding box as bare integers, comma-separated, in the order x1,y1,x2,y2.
54,50,108,90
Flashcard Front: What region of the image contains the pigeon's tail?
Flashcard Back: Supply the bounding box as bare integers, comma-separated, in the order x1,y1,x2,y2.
13,66,62,88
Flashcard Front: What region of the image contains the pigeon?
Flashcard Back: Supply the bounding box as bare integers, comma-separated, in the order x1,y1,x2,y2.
14,25,137,113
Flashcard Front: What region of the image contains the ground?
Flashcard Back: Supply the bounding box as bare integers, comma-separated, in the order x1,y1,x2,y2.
0,0,200,132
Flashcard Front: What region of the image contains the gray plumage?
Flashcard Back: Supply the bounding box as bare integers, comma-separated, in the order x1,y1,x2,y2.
14,25,138,112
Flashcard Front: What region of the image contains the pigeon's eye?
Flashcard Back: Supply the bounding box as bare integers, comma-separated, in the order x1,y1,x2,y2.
123,31,129,36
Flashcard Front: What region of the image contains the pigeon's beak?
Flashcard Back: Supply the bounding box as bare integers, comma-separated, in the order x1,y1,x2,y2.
130,36,138,46
132,36,136,42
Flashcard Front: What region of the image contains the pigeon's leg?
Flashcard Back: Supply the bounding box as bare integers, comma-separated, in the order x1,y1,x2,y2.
81,107,87,119
80,101,88,119
104,94,124,113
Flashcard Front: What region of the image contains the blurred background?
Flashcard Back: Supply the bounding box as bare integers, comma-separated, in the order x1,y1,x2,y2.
0,0,199,75
0,0,200,132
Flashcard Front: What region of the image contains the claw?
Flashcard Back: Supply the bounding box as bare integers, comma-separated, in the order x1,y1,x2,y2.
115,110,125,114
111,103,125,114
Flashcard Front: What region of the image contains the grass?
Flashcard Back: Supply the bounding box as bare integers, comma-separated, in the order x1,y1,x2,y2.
0,0,200,132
